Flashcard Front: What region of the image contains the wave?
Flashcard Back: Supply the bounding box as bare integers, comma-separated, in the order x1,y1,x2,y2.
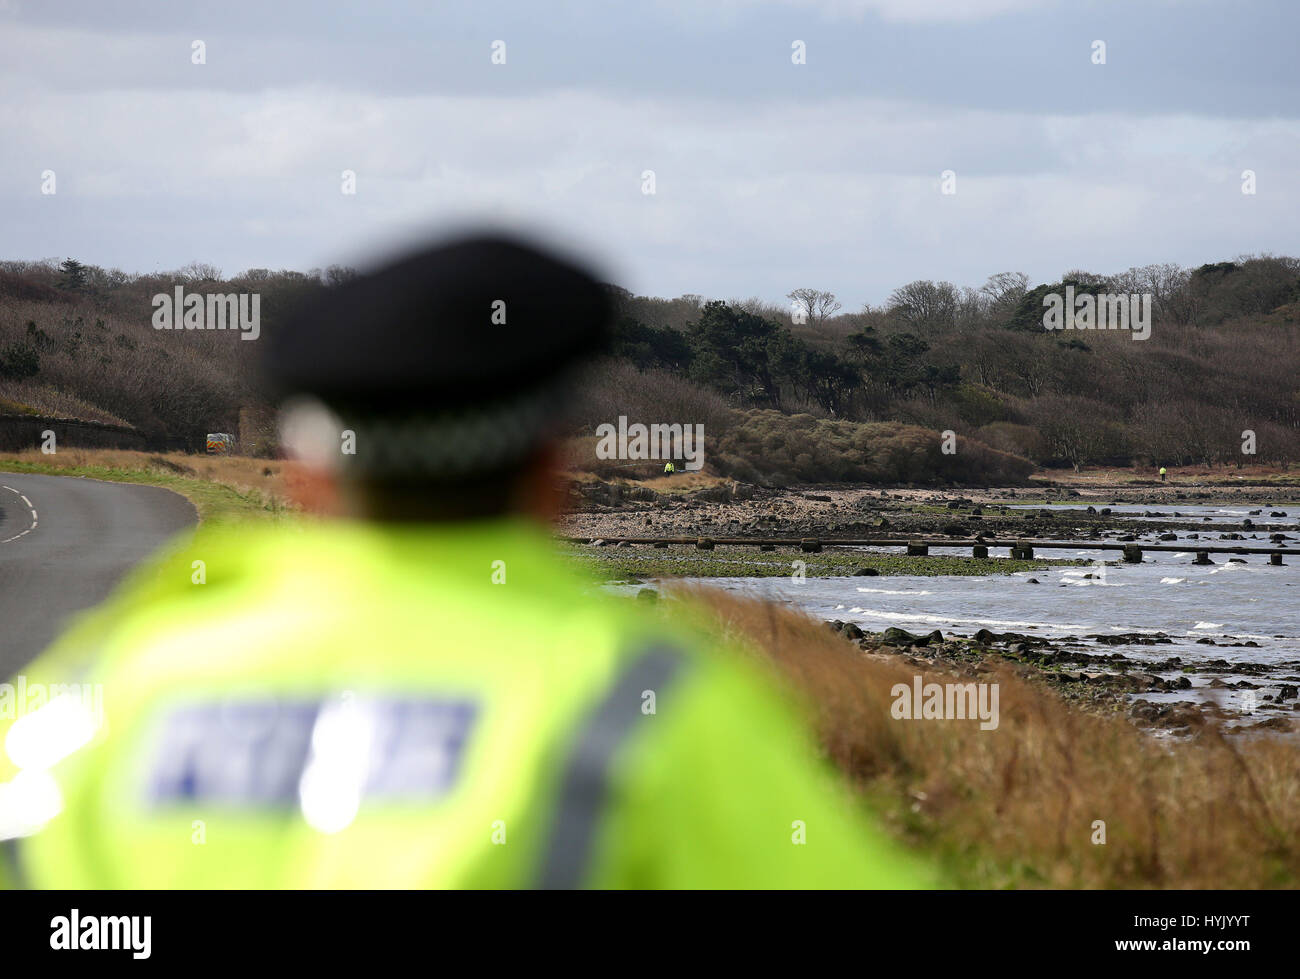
845,608,1095,632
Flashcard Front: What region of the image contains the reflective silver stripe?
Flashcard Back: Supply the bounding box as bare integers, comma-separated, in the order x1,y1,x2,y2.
536,642,687,890
1,839,27,889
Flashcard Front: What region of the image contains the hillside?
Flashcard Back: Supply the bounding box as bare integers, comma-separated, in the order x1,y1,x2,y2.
604,255,1300,476
2,254,1297,481
0,258,324,450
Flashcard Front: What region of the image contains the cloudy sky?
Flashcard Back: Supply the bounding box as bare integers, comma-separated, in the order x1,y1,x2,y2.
1,0,1296,307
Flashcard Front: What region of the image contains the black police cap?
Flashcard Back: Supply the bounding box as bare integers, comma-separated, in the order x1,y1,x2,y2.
266,233,613,409
265,233,614,479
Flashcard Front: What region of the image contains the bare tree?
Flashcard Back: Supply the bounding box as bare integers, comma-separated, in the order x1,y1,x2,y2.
176,261,223,283
322,265,360,287
786,288,842,327
1031,395,1119,471
978,271,1029,317
1109,263,1191,325
886,280,960,334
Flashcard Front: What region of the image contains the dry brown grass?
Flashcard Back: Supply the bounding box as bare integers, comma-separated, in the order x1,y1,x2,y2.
0,447,296,523
2,447,288,496
682,585,1300,888
562,434,731,492
0,380,133,427
1039,464,1299,486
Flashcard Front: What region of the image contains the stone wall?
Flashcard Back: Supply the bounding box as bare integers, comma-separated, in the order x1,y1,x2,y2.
0,414,148,453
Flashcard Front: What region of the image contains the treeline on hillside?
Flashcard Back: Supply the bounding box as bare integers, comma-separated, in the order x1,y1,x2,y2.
0,258,345,444
604,255,1300,471
2,254,1297,479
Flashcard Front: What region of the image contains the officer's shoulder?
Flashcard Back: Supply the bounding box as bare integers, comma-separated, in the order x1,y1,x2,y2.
611,603,805,725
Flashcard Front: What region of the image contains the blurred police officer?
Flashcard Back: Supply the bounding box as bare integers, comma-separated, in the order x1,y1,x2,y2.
0,233,931,888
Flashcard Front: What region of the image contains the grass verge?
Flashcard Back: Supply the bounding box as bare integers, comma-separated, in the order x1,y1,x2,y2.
0,448,296,525
679,585,1300,888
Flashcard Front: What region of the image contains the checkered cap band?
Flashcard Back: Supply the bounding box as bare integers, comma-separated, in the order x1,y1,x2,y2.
340,384,563,480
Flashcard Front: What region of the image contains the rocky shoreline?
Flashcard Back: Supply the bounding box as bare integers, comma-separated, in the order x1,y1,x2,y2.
563,479,1300,544
827,622,1300,737
563,478,1300,737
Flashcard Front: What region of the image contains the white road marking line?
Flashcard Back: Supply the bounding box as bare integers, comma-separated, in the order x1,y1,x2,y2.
0,484,38,543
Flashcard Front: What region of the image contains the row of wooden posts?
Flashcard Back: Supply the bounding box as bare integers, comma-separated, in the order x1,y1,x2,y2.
567,536,1297,565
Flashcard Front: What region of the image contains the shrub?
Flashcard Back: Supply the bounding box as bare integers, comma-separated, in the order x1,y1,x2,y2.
713,410,1033,486
0,343,40,380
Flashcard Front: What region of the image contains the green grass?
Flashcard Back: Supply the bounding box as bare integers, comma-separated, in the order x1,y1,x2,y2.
562,543,1081,581
0,456,294,525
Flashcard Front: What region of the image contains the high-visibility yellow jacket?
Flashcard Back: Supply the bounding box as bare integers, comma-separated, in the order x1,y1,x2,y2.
0,518,933,888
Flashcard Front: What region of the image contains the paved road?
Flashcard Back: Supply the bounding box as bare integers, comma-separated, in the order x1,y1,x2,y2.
0,472,197,677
